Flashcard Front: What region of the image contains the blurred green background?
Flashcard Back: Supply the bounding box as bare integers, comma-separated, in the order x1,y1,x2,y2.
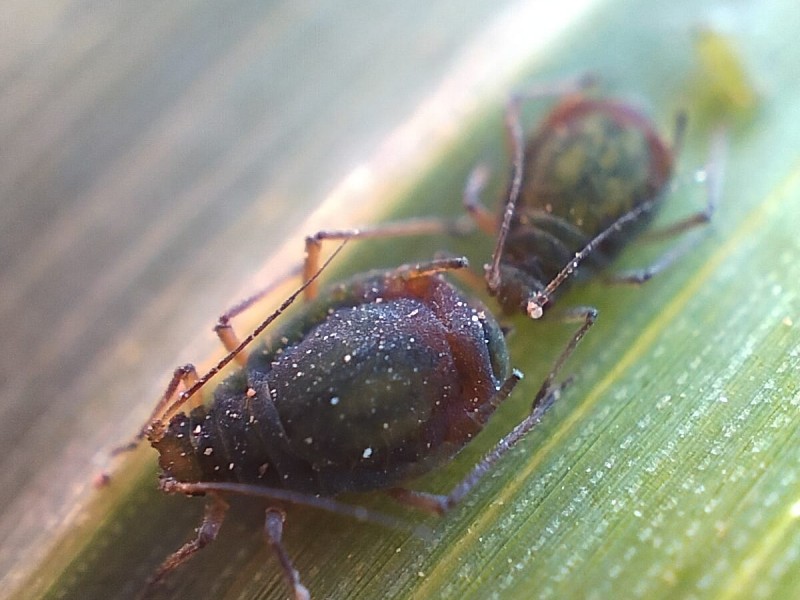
2,1,798,599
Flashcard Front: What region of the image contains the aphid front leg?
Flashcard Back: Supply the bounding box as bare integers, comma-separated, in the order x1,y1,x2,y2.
390,308,595,516
148,492,229,588
265,508,310,600
529,306,596,408
111,364,201,453
485,74,597,294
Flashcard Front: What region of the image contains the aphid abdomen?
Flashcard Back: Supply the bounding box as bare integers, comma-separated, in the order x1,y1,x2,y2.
139,248,596,597
151,378,305,488
490,97,676,316
522,99,673,241
152,269,511,499
254,270,511,494
263,298,459,492
256,274,510,495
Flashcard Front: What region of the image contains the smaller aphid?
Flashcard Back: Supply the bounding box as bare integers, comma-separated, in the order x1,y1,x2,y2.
116,239,591,599
692,26,758,120
464,75,726,321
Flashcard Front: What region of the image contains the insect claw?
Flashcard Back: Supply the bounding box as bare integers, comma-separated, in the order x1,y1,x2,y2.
294,583,311,600
526,295,546,319
485,264,501,293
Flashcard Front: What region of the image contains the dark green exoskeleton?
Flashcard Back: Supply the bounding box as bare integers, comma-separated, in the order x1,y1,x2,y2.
152,265,511,495
494,98,673,313
131,252,591,600
466,82,723,321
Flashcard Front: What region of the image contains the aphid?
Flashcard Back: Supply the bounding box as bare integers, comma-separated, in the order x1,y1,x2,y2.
122,239,593,599
465,76,725,321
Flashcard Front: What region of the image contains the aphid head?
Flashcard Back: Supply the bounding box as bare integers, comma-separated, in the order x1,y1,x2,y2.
489,263,547,319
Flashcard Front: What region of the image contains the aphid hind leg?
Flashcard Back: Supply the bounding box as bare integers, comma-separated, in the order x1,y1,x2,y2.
501,74,599,157
265,508,310,600
607,234,701,285
213,264,303,366
303,218,469,299
156,478,427,599
118,244,346,455
608,125,727,285
159,478,426,535
463,164,497,234
389,308,595,516
146,493,229,590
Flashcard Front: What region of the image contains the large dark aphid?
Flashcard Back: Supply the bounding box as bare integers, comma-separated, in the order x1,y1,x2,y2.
122,245,591,599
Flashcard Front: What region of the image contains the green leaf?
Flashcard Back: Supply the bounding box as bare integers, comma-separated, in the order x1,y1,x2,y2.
11,1,800,600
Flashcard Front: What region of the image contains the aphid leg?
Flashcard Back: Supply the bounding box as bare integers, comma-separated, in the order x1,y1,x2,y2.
608,125,728,285
147,364,201,428
486,73,597,294
529,306,596,409
607,234,703,285
134,244,348,450
147,492,229,588
159,478,426,535
303,218,468,299
214,264,303,366
111,364,201,454
392,256,470,280
389,308,595,515
156,478,428,598
672,110,689,160
669,120,727,235
387,370,522,516
462,164,497,234
112,265,310,455
433,252,488,295
501,74,599,157
264,508,311,600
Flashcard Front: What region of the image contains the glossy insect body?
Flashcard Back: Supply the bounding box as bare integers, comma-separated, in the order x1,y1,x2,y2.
150,266,510,496
130,250,593,600
519,98,673,243
462,75,728,322
487,94,679,316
